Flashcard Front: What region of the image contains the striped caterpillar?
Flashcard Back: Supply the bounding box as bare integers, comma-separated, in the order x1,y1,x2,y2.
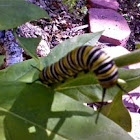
39,45,135,122
39,45,118,88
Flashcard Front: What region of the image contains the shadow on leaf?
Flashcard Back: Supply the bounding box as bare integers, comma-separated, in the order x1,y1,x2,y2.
3,83,94,140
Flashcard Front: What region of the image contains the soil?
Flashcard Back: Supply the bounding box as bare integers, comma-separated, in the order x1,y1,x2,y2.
117,0,140,50
31,0,88,49
31,0,140,50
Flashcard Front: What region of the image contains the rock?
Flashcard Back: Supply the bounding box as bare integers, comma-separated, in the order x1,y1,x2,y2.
3,30,23,66
89,8,131,46
88,0,119,10
17,22,50,57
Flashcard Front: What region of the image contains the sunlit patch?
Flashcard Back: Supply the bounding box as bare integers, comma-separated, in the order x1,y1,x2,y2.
28,126,36,133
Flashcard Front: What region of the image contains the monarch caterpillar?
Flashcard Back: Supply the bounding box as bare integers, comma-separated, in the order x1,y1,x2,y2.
39,45,118,88
39,45,134,122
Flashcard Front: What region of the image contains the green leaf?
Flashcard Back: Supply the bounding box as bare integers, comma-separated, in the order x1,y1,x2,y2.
0,55,4,66
0,59,38,83
16,37,41,62
55,72,116,103
135,42,140,49
0,82,26,140
54,68,140,103
0,82,26,110
41,32,103,67
0,0,49,30
0,83,133,140
101,91,131,132
118,68,140,91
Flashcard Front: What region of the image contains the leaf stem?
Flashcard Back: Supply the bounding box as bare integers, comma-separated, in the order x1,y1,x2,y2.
114,49,140,67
